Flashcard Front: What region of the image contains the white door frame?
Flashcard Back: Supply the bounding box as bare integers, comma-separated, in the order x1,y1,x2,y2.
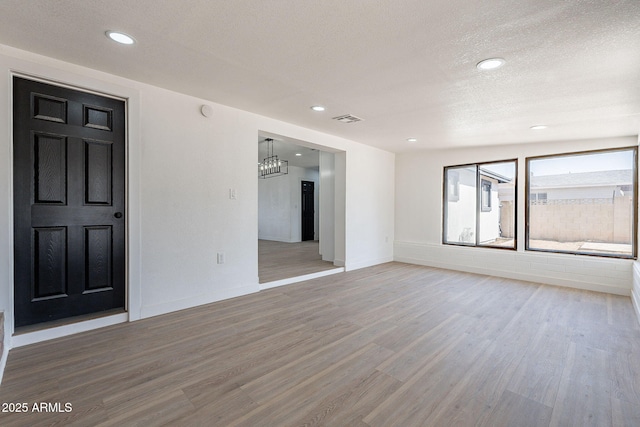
6,67,142,347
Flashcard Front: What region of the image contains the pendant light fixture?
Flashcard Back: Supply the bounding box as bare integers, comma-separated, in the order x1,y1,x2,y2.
258,138,288,179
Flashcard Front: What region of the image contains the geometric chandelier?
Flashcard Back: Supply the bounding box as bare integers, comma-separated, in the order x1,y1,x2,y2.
258,138,288,179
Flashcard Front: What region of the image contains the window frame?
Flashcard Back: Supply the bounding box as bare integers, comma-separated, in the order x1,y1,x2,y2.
525,146,638,259
442,158,518,250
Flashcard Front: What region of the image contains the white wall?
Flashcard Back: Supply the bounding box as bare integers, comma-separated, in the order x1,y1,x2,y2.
633,262,640,326
334,152,347,266
395,136,638,296
319,151,335,262
258,173,292,241
258,166,319,242
345,148,395,270
137,85,259,316
0,44,395,351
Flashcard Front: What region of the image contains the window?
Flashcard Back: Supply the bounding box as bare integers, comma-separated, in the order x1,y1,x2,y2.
443,160,517,249
526,147,637,258
481,179,492,212
531,192,547,205
447,170,460,202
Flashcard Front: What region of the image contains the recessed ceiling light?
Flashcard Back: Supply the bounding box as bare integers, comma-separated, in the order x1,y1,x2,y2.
476,58,505,71
310,105,325,112
106,31,135,45
530,125,548,130
295,153,302,156
407,138,418,143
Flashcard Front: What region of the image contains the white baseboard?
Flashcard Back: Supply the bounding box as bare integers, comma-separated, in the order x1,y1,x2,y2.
395,241,632,296
0,312,6,385
258,236,297,243
632,287,640,327
345,256,394,272
140,285,258,319
0,342,7,385
11,312,129,348
632,262,640,326
260,267,344,290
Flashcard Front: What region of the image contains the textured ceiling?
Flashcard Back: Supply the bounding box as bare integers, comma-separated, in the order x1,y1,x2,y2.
0,0,639,153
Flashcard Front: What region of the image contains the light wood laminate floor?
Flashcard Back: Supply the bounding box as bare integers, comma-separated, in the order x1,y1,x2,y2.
1,263,639,426
258,239,336,283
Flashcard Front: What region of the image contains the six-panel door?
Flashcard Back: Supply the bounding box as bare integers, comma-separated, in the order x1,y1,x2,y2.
13,77,126,327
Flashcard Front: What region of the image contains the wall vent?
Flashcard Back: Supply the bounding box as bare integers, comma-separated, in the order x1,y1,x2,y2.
332,114,364,124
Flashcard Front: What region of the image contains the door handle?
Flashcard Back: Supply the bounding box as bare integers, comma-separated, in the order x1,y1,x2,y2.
114,212,123,219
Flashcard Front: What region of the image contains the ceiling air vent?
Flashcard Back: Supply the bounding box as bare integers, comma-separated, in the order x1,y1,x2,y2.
332,114,364,124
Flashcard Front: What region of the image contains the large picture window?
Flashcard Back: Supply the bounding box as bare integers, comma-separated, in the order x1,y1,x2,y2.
526,147,637,258
443,160,516,249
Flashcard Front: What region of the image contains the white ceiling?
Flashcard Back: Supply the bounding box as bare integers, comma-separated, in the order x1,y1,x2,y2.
1,0,639,153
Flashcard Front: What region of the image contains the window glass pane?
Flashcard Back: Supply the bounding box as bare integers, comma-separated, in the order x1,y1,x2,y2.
481,180,491,212
527,148,636,257
444,165,476,244
479,162,516,248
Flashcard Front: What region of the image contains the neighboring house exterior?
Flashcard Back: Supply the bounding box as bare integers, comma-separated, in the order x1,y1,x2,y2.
529,169,633,244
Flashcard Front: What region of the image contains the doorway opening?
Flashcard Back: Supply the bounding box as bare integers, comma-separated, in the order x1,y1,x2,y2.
301,180,315,241
257,132,344,286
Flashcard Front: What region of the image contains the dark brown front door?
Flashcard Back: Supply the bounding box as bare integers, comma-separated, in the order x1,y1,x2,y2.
13,77,126,328
301,180,314,241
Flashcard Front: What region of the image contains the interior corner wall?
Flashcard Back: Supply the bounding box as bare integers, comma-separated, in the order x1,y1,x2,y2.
633,262,640,326
0,312,5,384
0,51,9,372
635,133,640,324
0,44,395,351
344,147,395,270
334,151,347,267
395,136,639,296
319,151,336,262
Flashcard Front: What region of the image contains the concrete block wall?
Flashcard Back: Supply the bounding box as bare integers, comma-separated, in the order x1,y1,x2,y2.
529,197,632,244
